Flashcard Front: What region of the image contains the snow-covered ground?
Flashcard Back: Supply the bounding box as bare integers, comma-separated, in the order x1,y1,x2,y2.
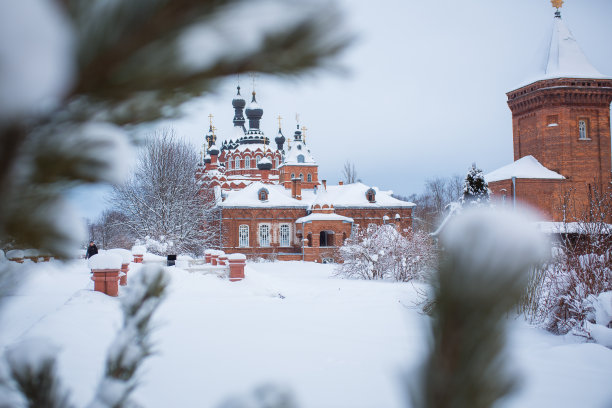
1,259,611,408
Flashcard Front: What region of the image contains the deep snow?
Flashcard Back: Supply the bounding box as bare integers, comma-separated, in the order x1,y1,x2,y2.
0,259,611,408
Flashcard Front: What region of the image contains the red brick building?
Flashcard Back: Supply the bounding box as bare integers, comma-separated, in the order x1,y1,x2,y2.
198,87,414,262
486,7,612,222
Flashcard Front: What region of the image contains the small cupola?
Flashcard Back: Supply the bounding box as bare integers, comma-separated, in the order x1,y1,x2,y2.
257,157,273,171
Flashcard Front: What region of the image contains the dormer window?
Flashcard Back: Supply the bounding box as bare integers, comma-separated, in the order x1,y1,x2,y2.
297,154,305,163
366,188,376,203
258,188,269,202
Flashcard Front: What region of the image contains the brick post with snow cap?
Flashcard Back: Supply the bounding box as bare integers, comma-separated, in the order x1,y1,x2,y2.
132,245,145,263
88,253,122,296
109,248,132,286
205,249,213,264
228,253,246,282
6,250,24,263
218,254,228,266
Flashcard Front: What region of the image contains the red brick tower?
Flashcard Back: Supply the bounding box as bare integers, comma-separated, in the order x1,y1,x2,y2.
490,4,612,221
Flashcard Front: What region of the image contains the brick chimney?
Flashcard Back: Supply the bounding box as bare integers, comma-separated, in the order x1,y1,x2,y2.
292,178,302,200
338,181,343,186
322,180,327,190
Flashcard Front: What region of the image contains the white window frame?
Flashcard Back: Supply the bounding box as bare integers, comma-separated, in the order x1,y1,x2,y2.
245,156,251,169
307,173,312,182
279,224,291,247
227,159,232,170
256,155,262,166
235,157,240,169
238,225,249,247
259,224,270,247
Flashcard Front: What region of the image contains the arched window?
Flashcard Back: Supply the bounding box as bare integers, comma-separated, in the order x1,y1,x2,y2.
259,224,270,247
256,155,262,165
291,173,295,179
299,173,303,180
258,188,269,201
579,119,588,139
307,174,312,182
297,154,305,163
279,224,290,247
227,159,232,170
238,225,249,247
245,156,251,169
235,157,240,169
275,158,280,168
366,188,376,203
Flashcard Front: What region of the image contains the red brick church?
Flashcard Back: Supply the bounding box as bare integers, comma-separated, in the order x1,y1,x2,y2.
197,87,414,262
486,2,612,223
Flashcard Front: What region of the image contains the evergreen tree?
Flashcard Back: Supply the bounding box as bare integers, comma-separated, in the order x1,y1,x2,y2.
460,163,490,206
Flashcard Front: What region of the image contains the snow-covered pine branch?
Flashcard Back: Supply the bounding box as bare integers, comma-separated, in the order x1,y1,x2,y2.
89,265,169,408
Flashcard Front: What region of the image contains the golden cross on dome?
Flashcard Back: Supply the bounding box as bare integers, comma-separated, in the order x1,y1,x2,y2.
551,0,563,9
301,125,307,144
277,114,282,129
208,113,213,127
249,72,258,92
212,126,217,136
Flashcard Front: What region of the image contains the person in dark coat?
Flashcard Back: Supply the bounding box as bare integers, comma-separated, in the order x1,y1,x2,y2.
86,241,98,259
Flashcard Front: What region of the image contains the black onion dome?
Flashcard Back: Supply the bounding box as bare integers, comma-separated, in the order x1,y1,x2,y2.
232,86,246,109
208,145,219,156
257,157,273,171
245,92,263,123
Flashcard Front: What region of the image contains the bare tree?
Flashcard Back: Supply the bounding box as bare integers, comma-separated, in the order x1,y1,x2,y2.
342,161,358,184
111,129,217,255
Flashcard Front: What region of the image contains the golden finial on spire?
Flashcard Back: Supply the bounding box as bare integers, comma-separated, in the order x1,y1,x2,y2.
249,72,258,93
212,126,217,136
551,0,563,10
208,113,214,127
301,125,307,144
277,114,282,129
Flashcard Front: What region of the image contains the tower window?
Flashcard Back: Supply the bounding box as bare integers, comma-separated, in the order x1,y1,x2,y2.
259,224,270,247
307,174,312,182
238,225,249,247
235,157,240,169
297,154,305,163
245,156,251,168
279,224,290,247
299,173,303,180
275,158,280,168
578,119,588,140
291,173,295,179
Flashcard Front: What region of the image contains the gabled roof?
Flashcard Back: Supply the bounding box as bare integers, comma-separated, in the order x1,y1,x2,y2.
485,155,565,183
281,140,316,166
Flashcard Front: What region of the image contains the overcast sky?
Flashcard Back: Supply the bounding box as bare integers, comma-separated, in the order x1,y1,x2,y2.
74,0,612,219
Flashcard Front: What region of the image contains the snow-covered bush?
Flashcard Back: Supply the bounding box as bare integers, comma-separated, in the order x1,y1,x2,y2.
336,225,436,281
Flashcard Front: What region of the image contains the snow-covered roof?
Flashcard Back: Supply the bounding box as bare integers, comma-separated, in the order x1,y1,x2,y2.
519,16,608,87
281,140,316,166
259,157,272,165
296,213,354,224
485,156,565,183
313,182,415,208
219,181,308,208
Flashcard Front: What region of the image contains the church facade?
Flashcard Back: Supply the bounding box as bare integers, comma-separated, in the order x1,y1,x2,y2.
486,5,612,223
197,87,414,262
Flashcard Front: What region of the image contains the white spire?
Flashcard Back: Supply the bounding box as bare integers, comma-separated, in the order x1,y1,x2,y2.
543,16,605,80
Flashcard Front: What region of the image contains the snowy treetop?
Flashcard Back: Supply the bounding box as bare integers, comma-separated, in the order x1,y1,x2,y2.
485,155,565,183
